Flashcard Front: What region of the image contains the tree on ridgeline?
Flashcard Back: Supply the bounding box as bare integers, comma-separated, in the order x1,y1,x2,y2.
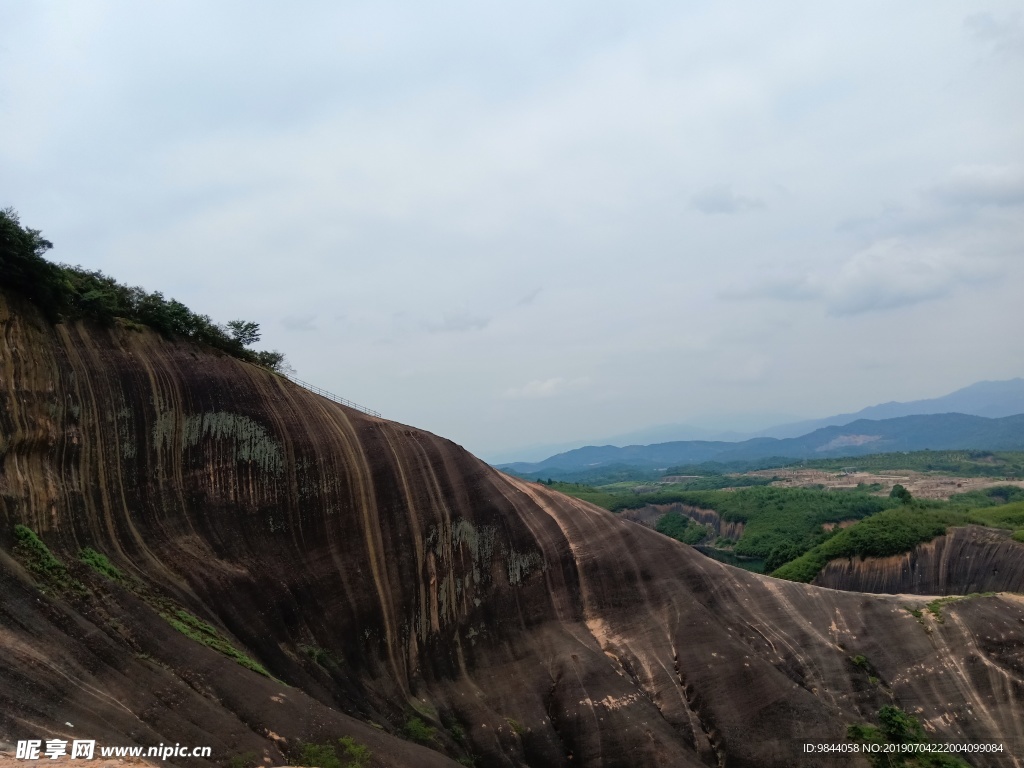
0,207,67,319
227,320,261,347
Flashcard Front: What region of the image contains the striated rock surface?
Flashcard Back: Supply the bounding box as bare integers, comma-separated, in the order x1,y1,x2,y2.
813,525,1024,595
2,290,1024,767
620,503,746,540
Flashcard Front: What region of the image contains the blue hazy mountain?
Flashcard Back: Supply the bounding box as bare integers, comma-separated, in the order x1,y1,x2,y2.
754,378,1024,439
494,378,1024,468
498,413,1024,476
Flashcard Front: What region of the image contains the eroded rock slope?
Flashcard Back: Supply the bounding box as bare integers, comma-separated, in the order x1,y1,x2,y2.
2,291,1023,767
813,525,1024,595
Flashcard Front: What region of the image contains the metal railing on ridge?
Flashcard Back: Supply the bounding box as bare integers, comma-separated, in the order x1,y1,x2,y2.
283,373,381,418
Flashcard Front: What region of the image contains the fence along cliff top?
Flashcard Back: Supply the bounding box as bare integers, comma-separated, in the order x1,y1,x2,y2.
283,373,381,418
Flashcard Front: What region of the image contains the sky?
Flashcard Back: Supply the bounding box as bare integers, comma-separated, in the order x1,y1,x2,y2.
2,1,1023,462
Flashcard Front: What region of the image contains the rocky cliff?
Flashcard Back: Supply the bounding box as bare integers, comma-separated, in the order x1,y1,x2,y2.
813,525,1024,595
620,503,746,540
2,291,1023,767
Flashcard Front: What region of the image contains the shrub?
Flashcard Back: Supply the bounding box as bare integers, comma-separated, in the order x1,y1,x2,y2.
848,707,969,767
13,525,67,582
79,548,124,581
404,716,436,744
337,737,371,768
296,743,339,768
889,484,913,504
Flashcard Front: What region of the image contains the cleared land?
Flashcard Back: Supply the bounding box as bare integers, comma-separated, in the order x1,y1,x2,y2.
750,467,1024,500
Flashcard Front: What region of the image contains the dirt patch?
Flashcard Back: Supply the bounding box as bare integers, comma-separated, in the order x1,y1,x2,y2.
751,468,1024,500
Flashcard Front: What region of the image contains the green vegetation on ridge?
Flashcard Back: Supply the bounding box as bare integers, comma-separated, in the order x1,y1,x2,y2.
655,511,711,545
1,208,289,372
773,501,1024,582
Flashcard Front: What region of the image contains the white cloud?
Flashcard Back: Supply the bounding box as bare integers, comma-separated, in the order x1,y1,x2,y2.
823,240,994,316
502,377,589,400
724,239,1004,316
928,165,1024,208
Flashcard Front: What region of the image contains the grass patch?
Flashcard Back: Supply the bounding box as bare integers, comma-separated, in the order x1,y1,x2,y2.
12,525,86,594
162,609,270,677
904,606,924,622
79,547,124,581
924,593,996,623
14,525,68,581
403,716,436,744
1013,530,1024,543
848,706,969,767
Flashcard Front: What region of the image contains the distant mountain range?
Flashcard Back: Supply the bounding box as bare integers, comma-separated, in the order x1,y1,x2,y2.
754,378,1024,439
497,413,1024,476
491,378,1024,466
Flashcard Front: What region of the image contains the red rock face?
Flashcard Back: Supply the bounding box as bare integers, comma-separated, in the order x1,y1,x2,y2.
1,290,1023,767
813,525,1024,595
621,503,747,540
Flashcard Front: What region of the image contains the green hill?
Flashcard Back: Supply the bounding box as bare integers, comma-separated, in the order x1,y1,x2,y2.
773,501,1024,583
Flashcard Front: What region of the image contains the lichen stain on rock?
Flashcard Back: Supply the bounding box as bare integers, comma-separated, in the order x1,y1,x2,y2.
152,409,283,475
505,548,543,586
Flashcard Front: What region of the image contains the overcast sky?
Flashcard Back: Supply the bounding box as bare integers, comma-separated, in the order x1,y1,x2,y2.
3,1,1023,462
